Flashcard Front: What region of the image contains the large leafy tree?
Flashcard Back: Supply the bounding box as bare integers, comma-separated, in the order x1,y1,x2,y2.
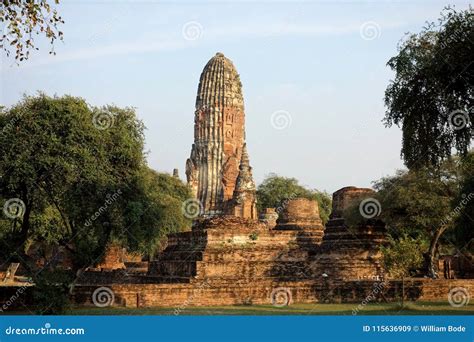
344,155,470,278
0,94,190,276
373,161,462,278
1,0,64,61
119,168,191,259
384,7,473,169
0,94,112,265
256,173,332,225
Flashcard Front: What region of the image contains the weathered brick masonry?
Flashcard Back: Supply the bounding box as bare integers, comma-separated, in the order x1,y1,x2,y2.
71,279,474,308
68,53,473,308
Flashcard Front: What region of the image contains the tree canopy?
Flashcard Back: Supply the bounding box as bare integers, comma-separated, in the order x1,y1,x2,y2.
343,153,472,278
384,6,473,169
0,94,190,275
450,151,474,253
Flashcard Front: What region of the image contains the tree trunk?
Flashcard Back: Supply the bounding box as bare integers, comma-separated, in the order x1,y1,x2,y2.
12,203,35,270
13,184,31,257
13,204,40,274
68,222,114,293
427,225,448,279
17,206,30,249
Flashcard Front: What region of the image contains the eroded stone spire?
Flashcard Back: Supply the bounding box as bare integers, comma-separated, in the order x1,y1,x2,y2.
226,143,258,219
234,143,256,193
186,52,246,216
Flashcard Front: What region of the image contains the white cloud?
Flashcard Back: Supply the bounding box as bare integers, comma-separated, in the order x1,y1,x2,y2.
7,19,408,69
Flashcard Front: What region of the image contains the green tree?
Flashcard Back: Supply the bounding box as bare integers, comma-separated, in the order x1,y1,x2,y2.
1,0,64,61
381,234,428,278
0,94,190,277
451,151,474,253
344,157,466,278
0,94,144,271
256,173,331,224
119,168,191,259
384,7,473,169
375,159,467,278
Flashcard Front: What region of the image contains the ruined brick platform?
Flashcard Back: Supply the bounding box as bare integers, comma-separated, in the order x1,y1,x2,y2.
72,192,391,308
310,187,387,281
147,214,321,283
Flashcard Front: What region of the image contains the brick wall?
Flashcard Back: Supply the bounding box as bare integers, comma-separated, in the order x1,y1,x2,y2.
72,278,474,308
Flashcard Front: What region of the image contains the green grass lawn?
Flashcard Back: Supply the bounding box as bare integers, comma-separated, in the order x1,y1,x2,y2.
67,302,473,315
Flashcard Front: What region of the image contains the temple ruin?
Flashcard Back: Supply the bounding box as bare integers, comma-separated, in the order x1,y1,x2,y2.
74,53,392,306
5,52,471,310
185,52,247,216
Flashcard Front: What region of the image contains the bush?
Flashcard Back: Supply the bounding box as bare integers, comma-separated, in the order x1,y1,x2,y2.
381,234,428,278
32,270,73,315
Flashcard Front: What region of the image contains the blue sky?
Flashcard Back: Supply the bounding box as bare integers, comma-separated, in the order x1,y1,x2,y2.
1,0,471,193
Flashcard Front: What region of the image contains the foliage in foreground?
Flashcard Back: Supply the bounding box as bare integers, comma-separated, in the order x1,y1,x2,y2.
0,94,191,313
344,153,473,278
380,234,428,278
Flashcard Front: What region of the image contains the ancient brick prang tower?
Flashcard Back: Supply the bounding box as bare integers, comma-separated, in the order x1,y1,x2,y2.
186,52,248,216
